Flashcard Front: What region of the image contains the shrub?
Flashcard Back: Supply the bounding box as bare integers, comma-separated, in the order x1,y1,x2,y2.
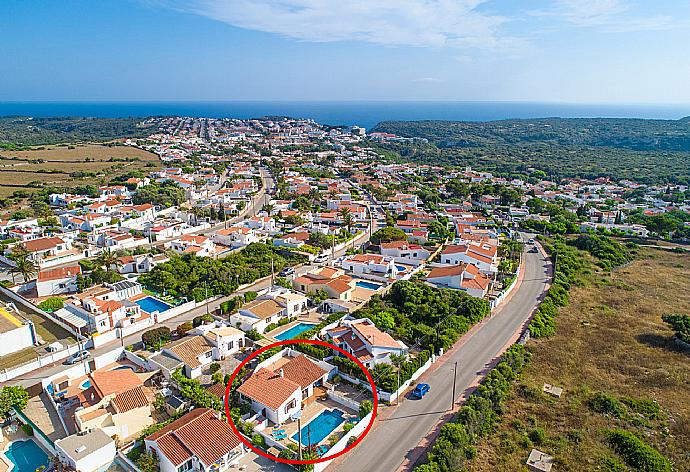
209,362,221,374
343,423,354,433
604,429,671,472
359,400,373,419
528,428,547,445
589,392,626,418
37,297,64,313
176,322,193,337
21,424,33,436
661,313,690,344
244,291,257,302
142,327,171,349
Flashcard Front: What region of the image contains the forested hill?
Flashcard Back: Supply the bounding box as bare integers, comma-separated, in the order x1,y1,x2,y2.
0,116,156,147
372,117,690,152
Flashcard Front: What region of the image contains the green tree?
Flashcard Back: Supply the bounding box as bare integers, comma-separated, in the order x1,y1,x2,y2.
0,386,29,419
359,400,373,419
135,452,159,472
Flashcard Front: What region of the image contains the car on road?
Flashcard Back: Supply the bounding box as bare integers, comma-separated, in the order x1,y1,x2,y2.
64,350,90,365
411,383,430,399
529,246,539,253
313,254,329,264
278,267,296,277
528,238,535,244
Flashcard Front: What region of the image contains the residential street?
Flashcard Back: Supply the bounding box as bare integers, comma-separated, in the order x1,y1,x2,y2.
332,242,550,472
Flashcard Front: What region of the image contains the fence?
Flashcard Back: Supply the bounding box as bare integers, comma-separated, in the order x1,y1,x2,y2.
13,406,57,453
326,390,361,411
0,343,82,383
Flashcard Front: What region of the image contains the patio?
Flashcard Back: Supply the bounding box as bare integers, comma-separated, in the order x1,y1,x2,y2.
263,396,358,449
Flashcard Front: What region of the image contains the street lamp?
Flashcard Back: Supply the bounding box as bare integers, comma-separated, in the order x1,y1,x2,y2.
291,410,303,462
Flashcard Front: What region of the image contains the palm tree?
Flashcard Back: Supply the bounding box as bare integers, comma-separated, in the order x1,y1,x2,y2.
97,248,120,272
338,207,354,234
308,187,321,205
10,250,38,283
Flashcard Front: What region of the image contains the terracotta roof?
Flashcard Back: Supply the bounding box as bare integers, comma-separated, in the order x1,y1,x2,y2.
206,383,226,400
237,368,299,410
37,265,81,282
278,355,327,389
22,237,65,252
112,386,152,413
148,409,241,467
352,321,401,349
165,336,214,369
90,369,143,398
441,244,468,255
427,264,467,279
241,298,284,320
462,275,490,291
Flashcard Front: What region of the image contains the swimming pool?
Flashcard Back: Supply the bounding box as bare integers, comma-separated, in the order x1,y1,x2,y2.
274,323,316,341
292,409,345,446
135,296,172,314
80,379,92,389
3,439,49,472
355,280,382,290
395,265,407,272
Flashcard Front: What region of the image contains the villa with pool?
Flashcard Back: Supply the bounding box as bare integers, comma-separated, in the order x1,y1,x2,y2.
236,349,360,452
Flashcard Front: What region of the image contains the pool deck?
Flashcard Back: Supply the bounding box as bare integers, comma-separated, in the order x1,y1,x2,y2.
266,320,319,341
0,427,47,472
265,395,357,448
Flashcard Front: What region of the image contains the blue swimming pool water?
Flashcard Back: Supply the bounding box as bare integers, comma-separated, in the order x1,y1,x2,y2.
274,323,316,341
80,379,92,389
395,265,407,272
135,296,172,313
3,439,49,472
355,280,382,290
292,409,345,446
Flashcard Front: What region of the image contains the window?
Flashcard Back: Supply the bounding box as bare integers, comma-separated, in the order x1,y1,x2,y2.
284,398,296,413
177,460,193,472
228,341,234,350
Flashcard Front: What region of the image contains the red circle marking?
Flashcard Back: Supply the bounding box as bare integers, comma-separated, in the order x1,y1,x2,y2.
224,338,379,465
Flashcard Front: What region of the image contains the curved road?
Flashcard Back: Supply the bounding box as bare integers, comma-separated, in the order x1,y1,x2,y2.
333,242,550,472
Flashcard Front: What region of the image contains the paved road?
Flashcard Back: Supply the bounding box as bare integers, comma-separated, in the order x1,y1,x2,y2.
332,242,550,472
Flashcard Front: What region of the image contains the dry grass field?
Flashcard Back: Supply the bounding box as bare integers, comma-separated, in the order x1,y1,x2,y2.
469,248,690,471
0,143,160,199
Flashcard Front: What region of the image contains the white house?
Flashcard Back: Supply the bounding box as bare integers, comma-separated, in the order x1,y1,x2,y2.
0,303,36,357
324,317,408,368
55,429,117,472
440,242,499,274
341,254,398,278
36,265,81,297
212,227,259,248
379,241,431,266
230,289,308,334
426,263,491,298
161,335,215,379
191,324,246,359
237,351,332,424
145,408,245,472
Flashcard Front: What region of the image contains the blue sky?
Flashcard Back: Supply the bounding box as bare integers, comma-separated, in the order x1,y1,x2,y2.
2,0,689,103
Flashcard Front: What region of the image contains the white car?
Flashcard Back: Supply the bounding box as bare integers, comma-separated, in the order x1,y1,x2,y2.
314,254,329,263
64,350,90,365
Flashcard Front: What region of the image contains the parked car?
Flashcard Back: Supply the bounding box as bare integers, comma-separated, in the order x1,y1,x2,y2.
530,246,539,253
313,254,329,264
412,383,430,399
528,238,535,244
64,350,90,365
279,267,296,277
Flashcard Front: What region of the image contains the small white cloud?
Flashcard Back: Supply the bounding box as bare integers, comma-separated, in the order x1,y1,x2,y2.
161,0,524,50
531,0,679,32
413,77,443,83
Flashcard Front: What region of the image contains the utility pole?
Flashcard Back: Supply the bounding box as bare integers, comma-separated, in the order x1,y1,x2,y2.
451,361,458,410
270,257,275,287
396,368,400,406
204,280,209,317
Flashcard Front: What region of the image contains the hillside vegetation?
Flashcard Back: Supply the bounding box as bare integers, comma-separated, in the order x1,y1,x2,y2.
468,247,690,471
370,118,690,184
0,116,156,146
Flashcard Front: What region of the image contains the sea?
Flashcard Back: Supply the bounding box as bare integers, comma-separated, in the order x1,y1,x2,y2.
0,101,688,130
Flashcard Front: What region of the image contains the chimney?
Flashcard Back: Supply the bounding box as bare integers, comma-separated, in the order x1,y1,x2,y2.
279,368,284,378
